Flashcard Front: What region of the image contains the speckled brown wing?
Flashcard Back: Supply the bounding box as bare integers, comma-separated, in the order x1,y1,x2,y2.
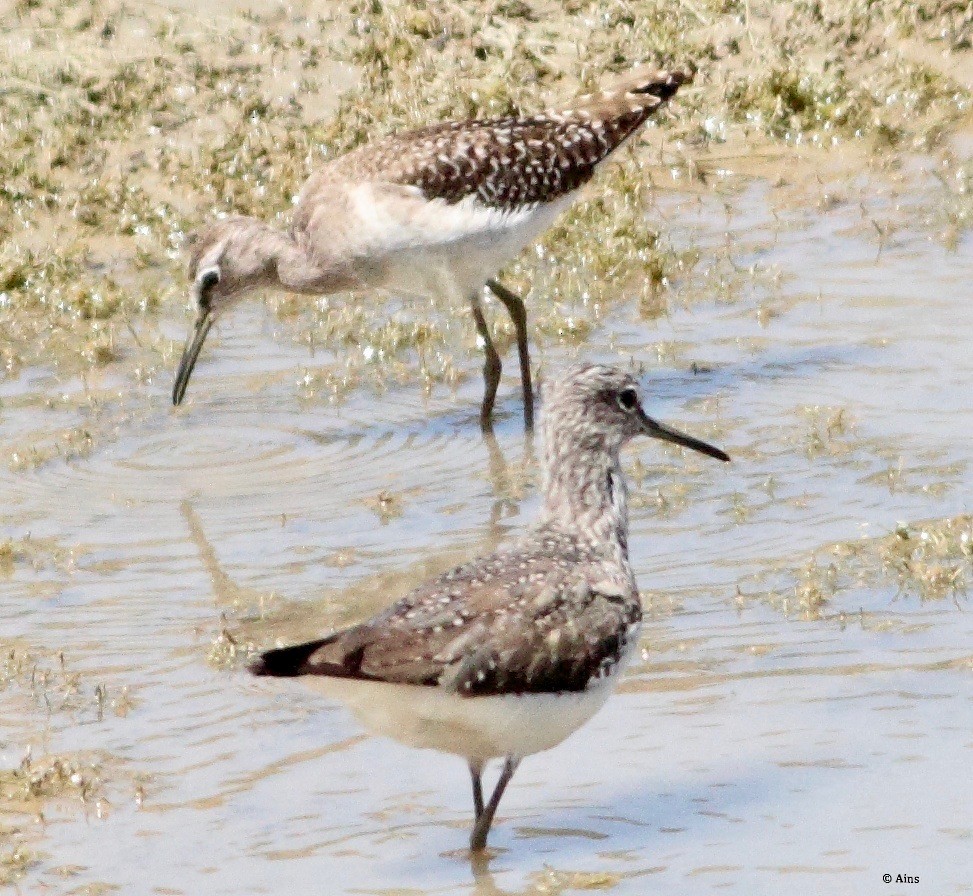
320,67,689,212
250,532,642,695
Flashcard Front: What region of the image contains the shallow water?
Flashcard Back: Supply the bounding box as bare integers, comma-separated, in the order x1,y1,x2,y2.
2,161,972,895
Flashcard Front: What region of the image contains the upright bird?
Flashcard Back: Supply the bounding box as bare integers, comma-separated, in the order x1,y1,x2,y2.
173,67,691,427
249,364,729,851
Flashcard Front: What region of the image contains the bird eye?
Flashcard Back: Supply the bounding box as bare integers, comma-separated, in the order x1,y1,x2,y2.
617,388,637,411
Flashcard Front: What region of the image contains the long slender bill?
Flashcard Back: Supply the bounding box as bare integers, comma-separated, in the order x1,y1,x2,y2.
640,412,730,462
172,309,214,406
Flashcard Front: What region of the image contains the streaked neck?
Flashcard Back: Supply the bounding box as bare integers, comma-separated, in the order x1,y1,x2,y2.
272,231,357,295
236,219,356,295
540,432,630,566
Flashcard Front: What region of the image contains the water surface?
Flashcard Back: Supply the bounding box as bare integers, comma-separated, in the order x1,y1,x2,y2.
2,163,971,895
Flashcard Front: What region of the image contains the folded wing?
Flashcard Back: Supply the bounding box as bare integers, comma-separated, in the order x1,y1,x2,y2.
250,536,641,695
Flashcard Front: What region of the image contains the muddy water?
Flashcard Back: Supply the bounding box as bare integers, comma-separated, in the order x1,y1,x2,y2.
2,164,972,895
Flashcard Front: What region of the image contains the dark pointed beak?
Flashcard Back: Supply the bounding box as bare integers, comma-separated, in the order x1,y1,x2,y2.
172,309,214,406
639,410,730,462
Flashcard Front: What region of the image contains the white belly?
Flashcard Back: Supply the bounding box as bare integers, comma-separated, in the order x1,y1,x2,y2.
304,675,615,764
351,188,575,299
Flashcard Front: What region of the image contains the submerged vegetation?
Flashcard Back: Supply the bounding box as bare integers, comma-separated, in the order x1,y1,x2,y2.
0,647,134,886
751,513,973,619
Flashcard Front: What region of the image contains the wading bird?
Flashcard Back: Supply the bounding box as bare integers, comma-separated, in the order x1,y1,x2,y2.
249,364,728,850
173,67,690,427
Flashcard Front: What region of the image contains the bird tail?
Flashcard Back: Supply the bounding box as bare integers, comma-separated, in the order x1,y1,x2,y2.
248,636,335,677
553,65,692,122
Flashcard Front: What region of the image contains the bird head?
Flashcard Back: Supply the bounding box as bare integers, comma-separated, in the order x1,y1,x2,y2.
172,217,277,405
542,365,730,462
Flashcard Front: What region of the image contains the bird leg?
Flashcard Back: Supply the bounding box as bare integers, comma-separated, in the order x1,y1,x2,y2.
469,755,520,852
469,761,484,819
487,279,534,431
469,295,502,430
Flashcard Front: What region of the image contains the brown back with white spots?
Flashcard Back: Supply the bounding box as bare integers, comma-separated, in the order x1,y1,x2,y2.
251,528,640,696
310,67,689,213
